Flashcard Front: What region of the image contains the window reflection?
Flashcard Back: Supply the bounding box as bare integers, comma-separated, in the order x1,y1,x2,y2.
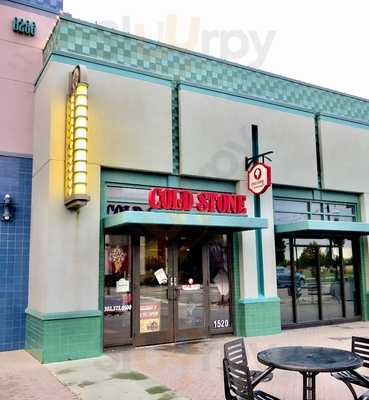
209,235,232,330
104,235,132,346
274,199,356,224
295,244,319,323
139,235,169,334
320,247,343,320
275,236,360,326
275,237,294,324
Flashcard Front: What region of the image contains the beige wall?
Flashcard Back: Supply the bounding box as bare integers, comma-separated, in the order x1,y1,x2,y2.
320,119,369,192
29,160,101,313
30,59,173,313
179,87,318,188
34,60,173,174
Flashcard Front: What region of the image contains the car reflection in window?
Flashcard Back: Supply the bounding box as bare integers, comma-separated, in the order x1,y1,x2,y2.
276,266,305,297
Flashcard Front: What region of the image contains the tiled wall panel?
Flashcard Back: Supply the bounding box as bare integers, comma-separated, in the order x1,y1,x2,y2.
0,155,32,351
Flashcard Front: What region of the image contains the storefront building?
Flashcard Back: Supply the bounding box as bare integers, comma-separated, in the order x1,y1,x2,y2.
2,10,369,362
0,0,62,351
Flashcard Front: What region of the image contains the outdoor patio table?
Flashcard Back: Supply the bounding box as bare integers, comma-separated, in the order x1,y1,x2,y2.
257,346,363,400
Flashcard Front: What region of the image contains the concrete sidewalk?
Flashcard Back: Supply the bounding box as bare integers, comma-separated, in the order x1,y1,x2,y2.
46,355,188,400
0,350,76,400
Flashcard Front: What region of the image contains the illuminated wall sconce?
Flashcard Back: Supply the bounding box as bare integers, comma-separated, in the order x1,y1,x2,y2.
2,194,15,222
64,65,90,210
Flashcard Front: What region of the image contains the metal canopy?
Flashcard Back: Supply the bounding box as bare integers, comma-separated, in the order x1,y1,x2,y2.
275,220,369,236
104,211,268,232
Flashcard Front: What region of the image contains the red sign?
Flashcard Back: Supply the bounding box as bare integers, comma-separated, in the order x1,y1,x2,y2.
247,163,272,195
148,188,247,214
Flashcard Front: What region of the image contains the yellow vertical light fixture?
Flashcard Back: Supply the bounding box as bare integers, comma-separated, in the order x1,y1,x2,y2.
64,65,90,210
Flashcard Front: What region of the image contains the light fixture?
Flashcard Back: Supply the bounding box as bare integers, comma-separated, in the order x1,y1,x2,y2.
64,65,90,210
2,194,14,222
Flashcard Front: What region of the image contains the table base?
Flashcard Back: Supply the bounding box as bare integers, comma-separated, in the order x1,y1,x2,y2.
300,371,318,400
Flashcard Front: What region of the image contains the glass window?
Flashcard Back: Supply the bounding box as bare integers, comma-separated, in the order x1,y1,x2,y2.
328,204,355,216
320,247,344,321
274,212,308,224
342,239,358,318
274,200,308,213
328,215,355,222
208,235,232,331
311,203,322,213
104,235,132,346
275,237,294,324
295,245,319,323
177,237,206,330
139,235,170,334
274,198,356,225
294,238,330,246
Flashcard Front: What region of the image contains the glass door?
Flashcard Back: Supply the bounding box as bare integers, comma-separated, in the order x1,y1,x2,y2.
320,245,344,320
133,233,175,346
174,236,208,341
294,244,320,323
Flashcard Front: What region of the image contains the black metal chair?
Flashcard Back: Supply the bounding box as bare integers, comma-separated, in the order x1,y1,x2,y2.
224,339,273,383
331,336,369,400
223,358,280,400
359,391,369,400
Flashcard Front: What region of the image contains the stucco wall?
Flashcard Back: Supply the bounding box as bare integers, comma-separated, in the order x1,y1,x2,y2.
29,59,173,313
34,60,173,173
0,3,57,156
319,118,369,193
179,87,318,188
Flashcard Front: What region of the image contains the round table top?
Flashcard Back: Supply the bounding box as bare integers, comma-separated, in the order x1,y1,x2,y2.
257,346,363,373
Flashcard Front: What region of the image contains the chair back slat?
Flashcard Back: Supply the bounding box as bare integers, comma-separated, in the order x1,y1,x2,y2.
224,358,254,400
353,337,369,368
224,338,248,366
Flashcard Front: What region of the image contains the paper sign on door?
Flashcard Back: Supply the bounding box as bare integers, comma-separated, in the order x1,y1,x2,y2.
154,268,168,285
116,278,130,293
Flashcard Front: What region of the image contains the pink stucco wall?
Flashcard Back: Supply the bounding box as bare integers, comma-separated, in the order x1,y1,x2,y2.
0,4,58,155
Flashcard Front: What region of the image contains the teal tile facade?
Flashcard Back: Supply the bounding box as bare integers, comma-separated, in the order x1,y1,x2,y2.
25,312,102,363
45,17,369,125
232,233,281,337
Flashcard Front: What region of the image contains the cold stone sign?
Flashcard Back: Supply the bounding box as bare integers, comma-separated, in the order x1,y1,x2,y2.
148,188,247,214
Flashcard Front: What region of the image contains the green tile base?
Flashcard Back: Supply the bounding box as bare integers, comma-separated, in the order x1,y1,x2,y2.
234,297,282,337
25,310,102,363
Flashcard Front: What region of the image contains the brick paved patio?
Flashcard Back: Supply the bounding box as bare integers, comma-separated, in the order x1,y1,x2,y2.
2,322,369,400
107,321,369,400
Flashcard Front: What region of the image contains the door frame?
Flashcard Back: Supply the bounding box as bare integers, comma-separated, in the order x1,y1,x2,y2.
130,230,234,346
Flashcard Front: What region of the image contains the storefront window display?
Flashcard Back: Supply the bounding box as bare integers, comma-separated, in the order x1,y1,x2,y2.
104,235,132,346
